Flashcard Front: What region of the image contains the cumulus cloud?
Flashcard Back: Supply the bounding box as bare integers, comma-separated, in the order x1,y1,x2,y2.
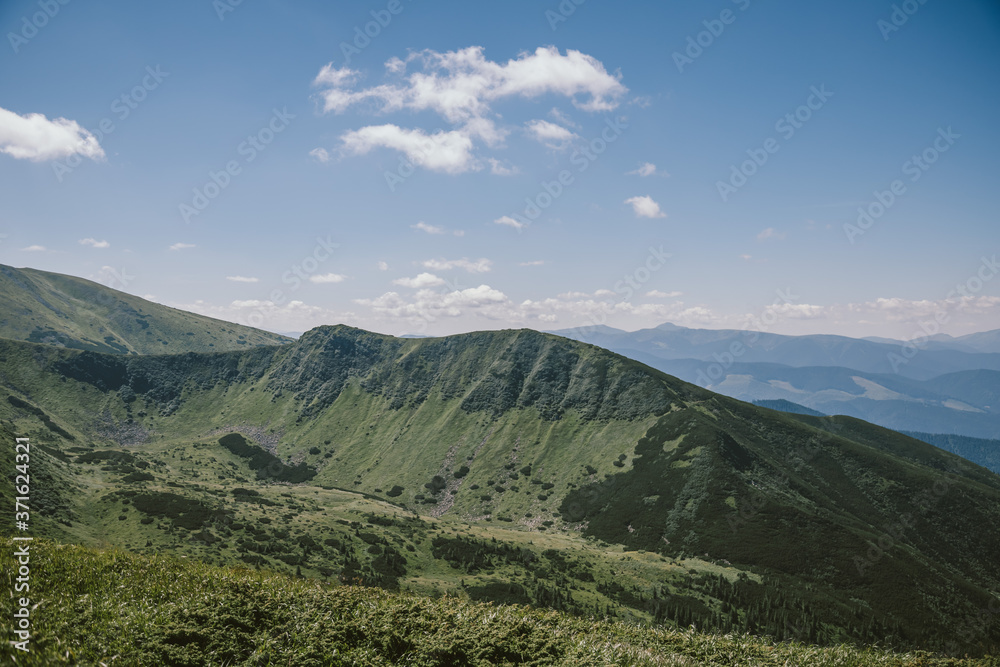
79,238,110,249
627,162,659,177
422,257,492,273
412,221,445,234
646,290,683,298
309,147,331,163
316,46,626,119
757,227,785,241
377,261,389,271
494,215,526,231
520,260,545,266
356,284,510,321
310,273,347,284
393,273,446,288
226,275,259,283
525,119,577,149
180,298,351,333
21,245,46,252
341,124,477,174
315,46,627,174
624,195,667,219
488,158,518,176
0,106,104,162
169,242,195,251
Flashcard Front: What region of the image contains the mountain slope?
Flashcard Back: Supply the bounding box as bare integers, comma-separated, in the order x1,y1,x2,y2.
0,264,290,354
2,325,999,655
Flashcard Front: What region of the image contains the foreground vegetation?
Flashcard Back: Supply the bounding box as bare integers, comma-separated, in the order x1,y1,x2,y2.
2,538,994,666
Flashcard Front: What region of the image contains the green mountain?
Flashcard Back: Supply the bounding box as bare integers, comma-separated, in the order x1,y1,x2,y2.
752,398,826,417
0,264,290,354
2,323,999,657
903,431,1000,475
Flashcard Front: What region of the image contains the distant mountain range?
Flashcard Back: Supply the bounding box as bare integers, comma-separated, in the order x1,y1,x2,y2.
554,323,1000,440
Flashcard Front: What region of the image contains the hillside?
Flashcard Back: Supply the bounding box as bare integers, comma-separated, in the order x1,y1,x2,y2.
5,538,992,666
2,325,999,656
0,264,290,354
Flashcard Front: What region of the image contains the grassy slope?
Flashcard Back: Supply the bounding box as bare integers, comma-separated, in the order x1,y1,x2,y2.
0,264,290,354
2,537,995,667
1,327,999,655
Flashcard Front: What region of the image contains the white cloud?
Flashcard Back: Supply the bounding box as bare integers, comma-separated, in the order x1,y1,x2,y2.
627,162,658,177
412,221,445,234
453,230,465,237
79,238,110,249
646,290,683,298
422,258,492,273
0,106,105,162
180,298,350,333
393,273,446,288
740,254,753,261
20,245,46,252
520,260,545,266
341,124,477,174
494,215,526,231
377,261,389,271
525,119,577,149
315,46,627,175
309,147,331,163
226,275,259,283
624,195,667,219
169,242,196,251
310,273,347,284
313,64,359,89
548,107,579,129
316,46,627,120
356,284,511,321
757,227,785,241
488,158,518,176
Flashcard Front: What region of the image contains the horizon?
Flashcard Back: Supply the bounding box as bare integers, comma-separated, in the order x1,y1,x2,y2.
1,1,998,339
8,260,1000,345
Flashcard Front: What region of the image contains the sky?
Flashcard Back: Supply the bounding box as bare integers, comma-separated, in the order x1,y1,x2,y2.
1,0,998,340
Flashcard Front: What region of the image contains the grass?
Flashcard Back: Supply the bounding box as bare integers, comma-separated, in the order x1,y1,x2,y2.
2,537,995,666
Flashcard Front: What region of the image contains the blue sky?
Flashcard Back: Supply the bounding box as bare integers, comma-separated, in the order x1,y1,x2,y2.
1,0,998,338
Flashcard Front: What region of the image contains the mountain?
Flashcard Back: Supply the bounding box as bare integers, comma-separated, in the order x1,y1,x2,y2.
903,431,1000,475
751,399,825,417
553,324,1000,443
647,359,1000,442
552,323,1000,380
0,264,291,354
2,324,999,656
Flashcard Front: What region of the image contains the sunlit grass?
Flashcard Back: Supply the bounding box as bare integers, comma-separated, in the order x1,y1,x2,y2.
2,538,994,666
